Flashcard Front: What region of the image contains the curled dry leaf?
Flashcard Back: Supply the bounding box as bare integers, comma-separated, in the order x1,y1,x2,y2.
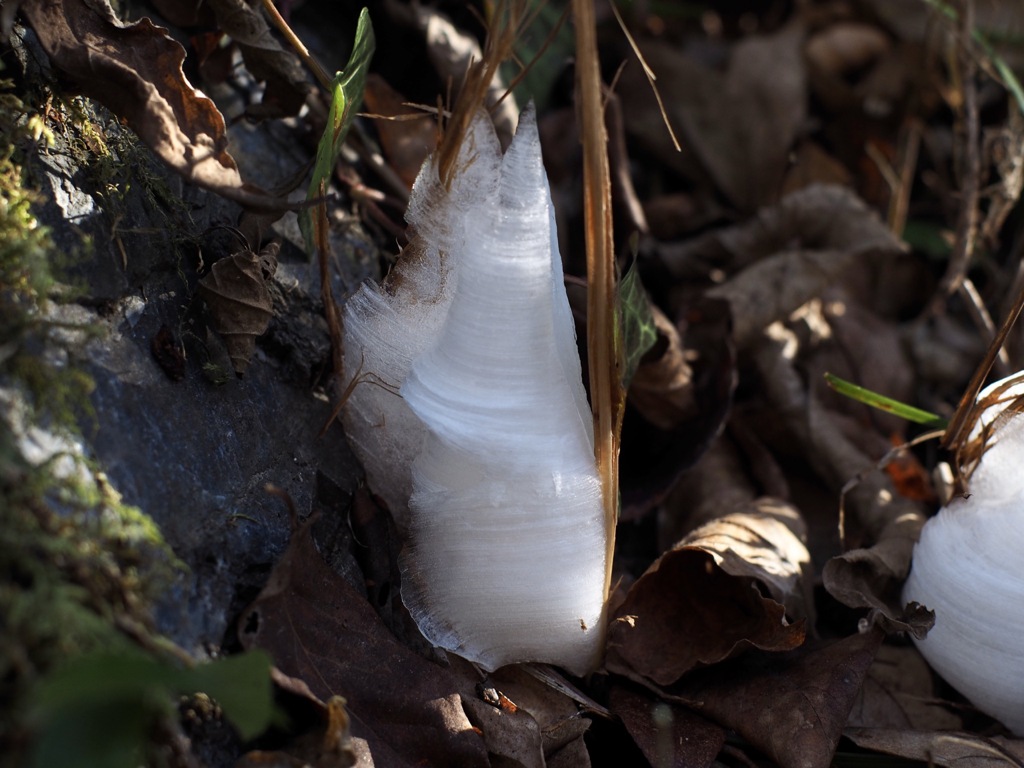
627,303,695,430
745,336,932,635
204,0,311,119
657,184,904,287
19,0,288,210
620,296,736,519
606,500,809,688
701,186,905,349
199,242,279,376
660,433,761,548
682,498,813,621
804,22,891,79
619,22,807,211
802,399,933,637
845,728,1024,768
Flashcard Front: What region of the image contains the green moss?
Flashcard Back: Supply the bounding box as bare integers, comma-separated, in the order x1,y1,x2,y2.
0,78,96,432
0,74,193,766
0,425,182,762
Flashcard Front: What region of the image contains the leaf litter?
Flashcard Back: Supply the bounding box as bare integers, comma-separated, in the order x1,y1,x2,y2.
12,0,1024,765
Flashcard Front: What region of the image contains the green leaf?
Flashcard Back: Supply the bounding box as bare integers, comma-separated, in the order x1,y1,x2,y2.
30,651,177,768
181,650,275,740
500,1,574,111
616,248,658,389
30,650,276,768
300,8,376,254
824,373,948,429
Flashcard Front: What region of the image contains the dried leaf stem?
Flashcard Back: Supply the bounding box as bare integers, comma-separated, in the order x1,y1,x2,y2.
260,0,332,90
574,0,620,610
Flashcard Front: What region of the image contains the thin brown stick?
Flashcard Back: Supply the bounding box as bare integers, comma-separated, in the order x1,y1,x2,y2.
260,0,332,90
959,277,1010,374
890,119,922,235
933,0,981,305
574,0,619,649
608,0,681,152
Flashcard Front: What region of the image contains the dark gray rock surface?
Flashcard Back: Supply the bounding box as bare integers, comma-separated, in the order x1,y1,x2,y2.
12,17,380,654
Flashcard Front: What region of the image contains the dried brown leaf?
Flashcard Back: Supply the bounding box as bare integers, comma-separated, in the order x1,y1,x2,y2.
656,185,905,352
681,498,813,621
385,0,519,147
461,666,592,768
609,685,725,768
803,380,930,635
619,22,807,211
606,542,806,687
847,644,962,731
236,673,363,767
672,629,884,768
845,728,1024,767
627,304,695,430
659,433,761,548
20,0,289,210
657,184,904,286
748,341,933,636
804,23,891,79
238,516,488,767
205,0,311,119
821,515,935,638
363,74,439,190
199,242,279,376
620,296,735,519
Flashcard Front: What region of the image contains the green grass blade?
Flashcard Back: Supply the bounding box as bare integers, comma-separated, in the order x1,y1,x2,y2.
824,373,948,428
300,8,375,254
921,0,1024,115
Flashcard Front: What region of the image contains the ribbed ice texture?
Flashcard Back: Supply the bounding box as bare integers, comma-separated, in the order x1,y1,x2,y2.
903,376,1024,734
342,106,606,674
399,106,605,674
341,115,501,525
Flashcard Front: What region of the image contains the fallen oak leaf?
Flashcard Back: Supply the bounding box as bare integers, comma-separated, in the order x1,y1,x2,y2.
363,74,439,191
238,511,488,767
619,22,807,212
844,728,1024,767
236,669,364,767
199,241,279,377
606,539,806,688
19,0,291,211
608,684,725,768
670,629,884,768
205,0,311,119
620,296,736,520
847,644,962,731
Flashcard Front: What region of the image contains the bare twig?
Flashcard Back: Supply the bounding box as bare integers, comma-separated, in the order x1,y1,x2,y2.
933,0,981,306
959,277,1010,375
260,0,332,90
890,119,922,235
608,0,680,152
